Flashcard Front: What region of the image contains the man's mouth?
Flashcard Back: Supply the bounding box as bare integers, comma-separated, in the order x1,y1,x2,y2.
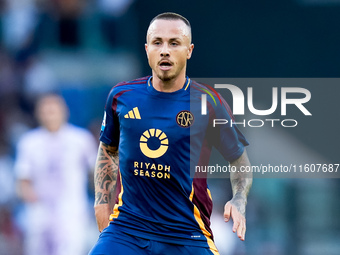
159,60,173,71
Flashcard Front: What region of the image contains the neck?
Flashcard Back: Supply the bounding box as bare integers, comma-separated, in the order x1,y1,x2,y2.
151,73,187,93
44,123,65,133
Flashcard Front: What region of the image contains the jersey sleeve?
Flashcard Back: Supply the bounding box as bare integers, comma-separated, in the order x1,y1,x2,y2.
210,95,249,162
99,88,120,147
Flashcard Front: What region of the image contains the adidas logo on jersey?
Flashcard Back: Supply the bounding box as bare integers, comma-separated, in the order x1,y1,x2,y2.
124,107,141,119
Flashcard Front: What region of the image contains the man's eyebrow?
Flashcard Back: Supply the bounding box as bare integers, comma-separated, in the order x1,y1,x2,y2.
151,37,163,41
169,38,181,41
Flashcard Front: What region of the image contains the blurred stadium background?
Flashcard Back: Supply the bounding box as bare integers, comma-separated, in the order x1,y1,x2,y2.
0,0,339,254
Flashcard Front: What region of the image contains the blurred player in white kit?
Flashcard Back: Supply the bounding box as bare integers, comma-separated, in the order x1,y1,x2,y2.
14,94,97,255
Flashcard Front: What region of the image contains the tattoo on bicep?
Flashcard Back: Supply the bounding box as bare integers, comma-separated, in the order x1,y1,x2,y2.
94,144,119,205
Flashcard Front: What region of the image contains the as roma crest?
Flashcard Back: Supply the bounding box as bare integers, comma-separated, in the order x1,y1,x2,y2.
176,110,194,128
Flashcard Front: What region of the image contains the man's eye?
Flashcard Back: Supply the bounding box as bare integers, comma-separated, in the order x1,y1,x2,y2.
154,41,161,45
171,42,178,46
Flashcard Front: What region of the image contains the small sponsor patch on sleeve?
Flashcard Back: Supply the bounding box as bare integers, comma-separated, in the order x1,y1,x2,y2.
101,112,106,131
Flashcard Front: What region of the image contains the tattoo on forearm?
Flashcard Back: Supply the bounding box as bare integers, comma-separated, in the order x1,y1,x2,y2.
94,143,119,205
230,151,253,209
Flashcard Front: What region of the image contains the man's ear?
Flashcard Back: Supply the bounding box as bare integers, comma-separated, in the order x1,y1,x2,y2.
187,44,194,59
145,43,149,59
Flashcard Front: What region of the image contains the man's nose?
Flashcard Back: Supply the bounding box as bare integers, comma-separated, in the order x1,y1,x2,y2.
160,44,170,57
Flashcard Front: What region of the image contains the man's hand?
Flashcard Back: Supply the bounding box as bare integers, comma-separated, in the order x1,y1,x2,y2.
18,180,38,203
224,195,247,241
225,149,252,241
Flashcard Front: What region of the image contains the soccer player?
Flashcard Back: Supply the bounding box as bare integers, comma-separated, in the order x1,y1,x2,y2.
14,94,98,255
89,12,252,255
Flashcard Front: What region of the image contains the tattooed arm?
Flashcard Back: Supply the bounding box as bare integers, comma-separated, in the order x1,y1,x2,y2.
94,142,119,232
224,149,253,241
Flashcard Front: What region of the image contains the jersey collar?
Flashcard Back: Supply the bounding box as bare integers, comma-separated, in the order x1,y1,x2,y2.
147,76,191,94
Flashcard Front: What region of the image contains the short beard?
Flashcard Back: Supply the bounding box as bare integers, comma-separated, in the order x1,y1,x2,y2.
157,73,176,82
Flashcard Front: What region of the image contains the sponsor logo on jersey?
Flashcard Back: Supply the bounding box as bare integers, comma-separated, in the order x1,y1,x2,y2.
133,161,171,179
176,110,194,128
124,107,141,119
139,128,168,158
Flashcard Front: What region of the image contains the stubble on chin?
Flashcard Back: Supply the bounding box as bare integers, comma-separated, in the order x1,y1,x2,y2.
156,72,175,82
